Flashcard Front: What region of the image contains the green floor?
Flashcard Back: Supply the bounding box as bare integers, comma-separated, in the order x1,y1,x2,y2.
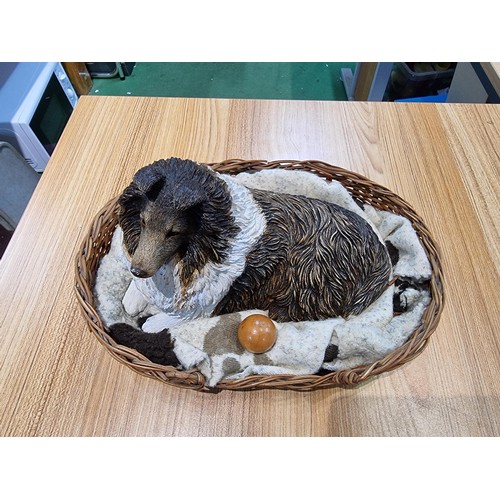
90,62,356,100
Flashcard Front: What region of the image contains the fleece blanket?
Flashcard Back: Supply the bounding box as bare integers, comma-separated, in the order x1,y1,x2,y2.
94,169,431,387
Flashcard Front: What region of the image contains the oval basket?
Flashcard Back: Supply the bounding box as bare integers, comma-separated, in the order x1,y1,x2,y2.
74,159,444,392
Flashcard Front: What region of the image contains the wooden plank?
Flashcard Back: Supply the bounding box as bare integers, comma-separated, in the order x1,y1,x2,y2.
62,63,93,96
353,62,378,100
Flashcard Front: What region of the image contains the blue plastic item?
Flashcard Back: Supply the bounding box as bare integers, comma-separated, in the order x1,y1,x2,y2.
395,94,448,102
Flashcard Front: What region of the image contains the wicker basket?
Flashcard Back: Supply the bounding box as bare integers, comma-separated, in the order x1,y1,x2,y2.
74,159,444,392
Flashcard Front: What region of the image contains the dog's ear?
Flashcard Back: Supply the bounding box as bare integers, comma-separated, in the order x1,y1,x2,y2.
172,184,206,211
118,182,143,210
144,178,165,202
133,168,167,201
117,183,143,256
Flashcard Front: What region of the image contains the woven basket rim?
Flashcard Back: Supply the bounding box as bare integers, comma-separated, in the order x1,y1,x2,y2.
74,159,445,392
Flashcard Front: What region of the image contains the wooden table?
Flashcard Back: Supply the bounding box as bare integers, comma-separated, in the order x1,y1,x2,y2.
1,96,499,437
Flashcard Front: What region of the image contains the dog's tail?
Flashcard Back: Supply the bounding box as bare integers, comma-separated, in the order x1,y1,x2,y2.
108,323,180,367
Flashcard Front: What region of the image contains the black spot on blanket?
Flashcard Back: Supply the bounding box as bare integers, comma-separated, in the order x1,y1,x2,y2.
323,344,339,362
108,323,180,366
385,240,400,268
393,278,430,313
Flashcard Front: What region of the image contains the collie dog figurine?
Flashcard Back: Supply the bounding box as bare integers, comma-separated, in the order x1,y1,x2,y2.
109,157,392,364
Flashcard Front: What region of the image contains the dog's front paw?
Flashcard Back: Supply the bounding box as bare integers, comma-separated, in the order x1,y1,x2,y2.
142,312,185,332
122,281,148,316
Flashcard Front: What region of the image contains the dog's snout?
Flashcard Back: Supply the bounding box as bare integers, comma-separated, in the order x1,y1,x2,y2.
131,267,149,278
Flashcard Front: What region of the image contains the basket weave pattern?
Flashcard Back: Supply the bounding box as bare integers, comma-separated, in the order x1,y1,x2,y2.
74,160,444,392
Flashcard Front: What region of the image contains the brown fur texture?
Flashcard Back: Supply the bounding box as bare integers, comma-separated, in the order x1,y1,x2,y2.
214,188,392,320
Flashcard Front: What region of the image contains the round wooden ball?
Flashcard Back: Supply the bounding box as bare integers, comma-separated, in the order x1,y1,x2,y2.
238,314,277,354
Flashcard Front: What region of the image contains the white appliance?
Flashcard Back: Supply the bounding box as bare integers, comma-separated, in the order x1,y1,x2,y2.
0,62,78,172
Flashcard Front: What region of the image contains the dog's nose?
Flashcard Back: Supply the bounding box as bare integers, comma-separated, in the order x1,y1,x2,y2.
131,267,149,278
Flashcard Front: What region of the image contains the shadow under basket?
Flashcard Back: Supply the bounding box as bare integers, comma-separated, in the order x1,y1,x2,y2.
74,159,445,392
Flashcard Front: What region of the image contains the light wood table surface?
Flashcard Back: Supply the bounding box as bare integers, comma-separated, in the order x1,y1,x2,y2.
1,96,499,437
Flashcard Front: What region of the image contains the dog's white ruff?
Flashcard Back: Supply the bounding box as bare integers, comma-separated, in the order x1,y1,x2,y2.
94,168,432,387
173,174,267,312
122,173,267,328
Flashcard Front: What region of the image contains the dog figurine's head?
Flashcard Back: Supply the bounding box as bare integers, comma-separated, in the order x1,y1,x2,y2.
118,158,207,278
118,157,236,279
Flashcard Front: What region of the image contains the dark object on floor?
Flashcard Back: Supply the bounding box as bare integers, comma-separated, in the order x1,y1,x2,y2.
386,62,456,100
0,224,13,258
86,63,135,79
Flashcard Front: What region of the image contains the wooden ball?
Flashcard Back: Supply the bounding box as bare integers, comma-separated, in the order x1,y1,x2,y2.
238,314,277,354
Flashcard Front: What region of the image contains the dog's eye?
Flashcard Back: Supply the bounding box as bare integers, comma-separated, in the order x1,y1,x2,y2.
167,229,180,238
